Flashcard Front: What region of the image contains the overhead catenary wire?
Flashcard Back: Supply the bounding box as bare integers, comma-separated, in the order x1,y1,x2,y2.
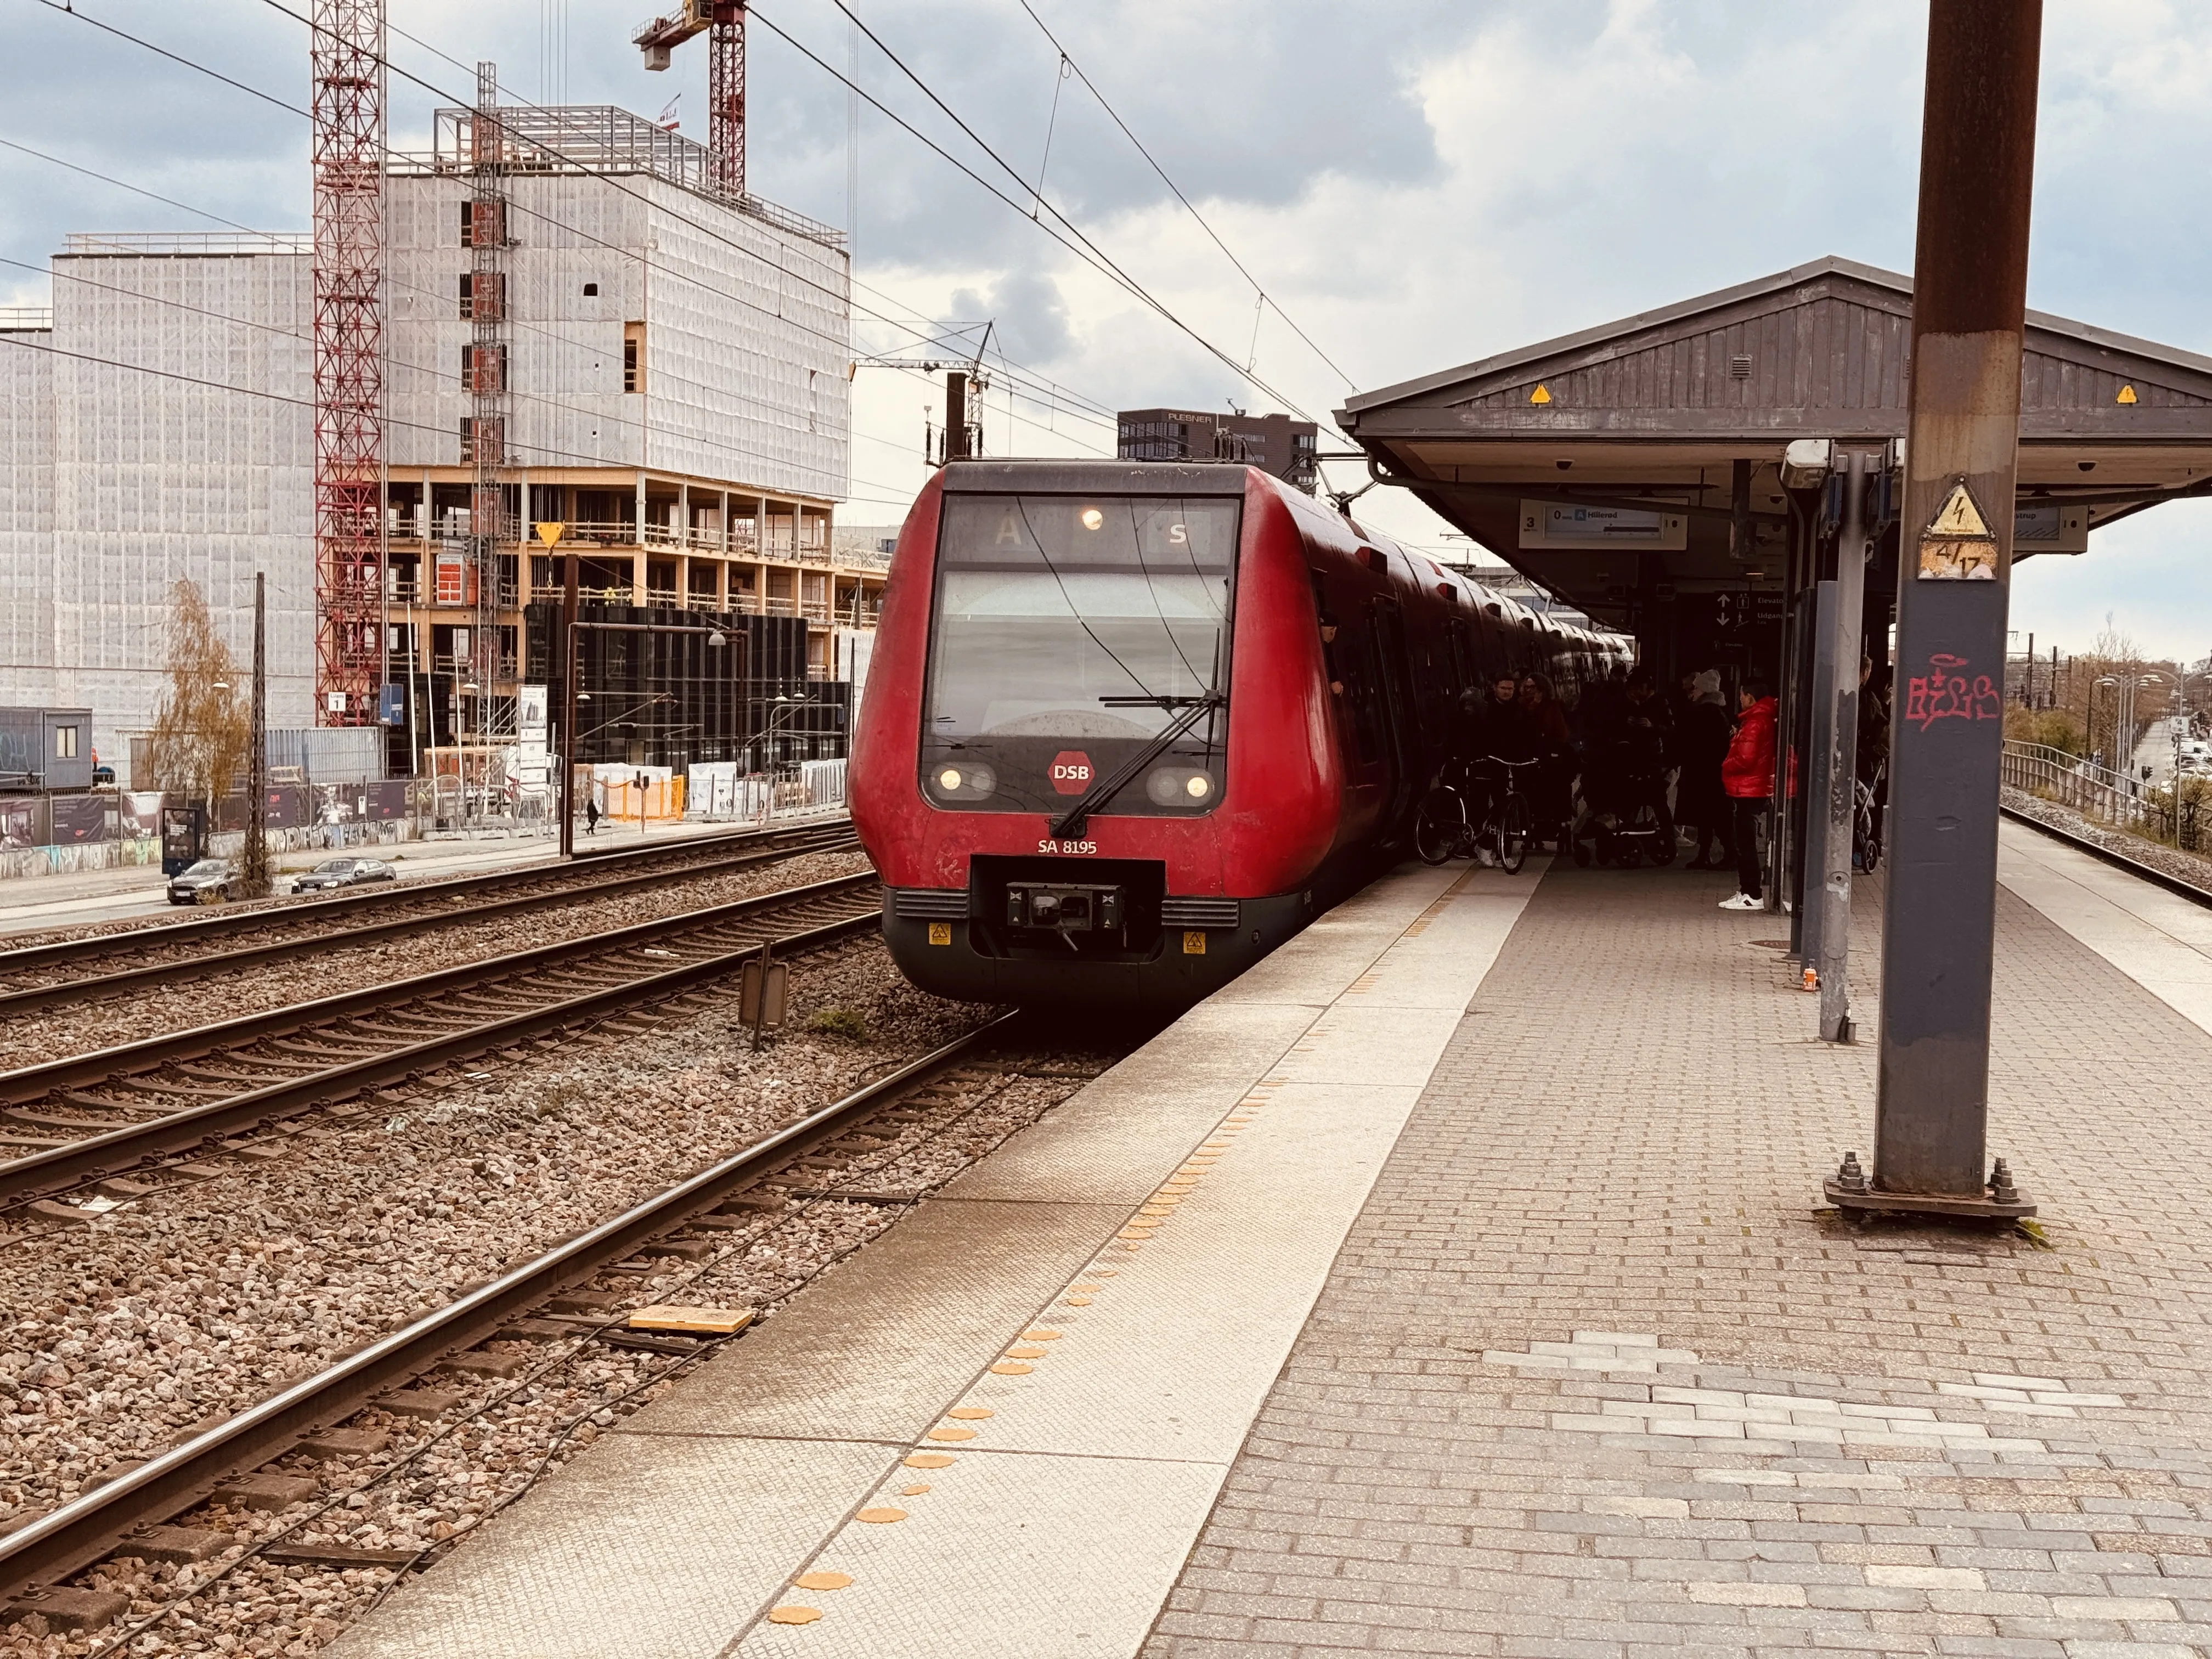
0,249,943,500
337,1,1124,435
363,5,1126,430
0,332,923,512
760,1,1347,437
1011,0,1358,392
9,13,1115,512
0,134,1107,487
21,0,1120,449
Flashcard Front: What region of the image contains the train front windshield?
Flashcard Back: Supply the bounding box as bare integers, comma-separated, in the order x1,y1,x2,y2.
922,493,1239,819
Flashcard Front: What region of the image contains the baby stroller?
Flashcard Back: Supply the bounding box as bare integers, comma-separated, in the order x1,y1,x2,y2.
1570,731,1676,869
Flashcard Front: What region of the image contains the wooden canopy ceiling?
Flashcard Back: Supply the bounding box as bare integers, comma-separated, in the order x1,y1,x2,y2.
1339,256,2212,626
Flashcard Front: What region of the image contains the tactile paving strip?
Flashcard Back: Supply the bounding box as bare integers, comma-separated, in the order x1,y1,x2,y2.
336,861,1545,1659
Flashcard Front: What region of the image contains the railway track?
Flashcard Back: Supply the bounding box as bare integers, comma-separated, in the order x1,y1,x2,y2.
0,870,883,1213
2002,800,2212,908
0,817,859,1015
0,1015,1108,1621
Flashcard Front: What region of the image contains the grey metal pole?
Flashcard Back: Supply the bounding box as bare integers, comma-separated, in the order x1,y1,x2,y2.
1799,573,1841,978
1835,0,2041,1220
1817,452,1872,1041
244,572,270,899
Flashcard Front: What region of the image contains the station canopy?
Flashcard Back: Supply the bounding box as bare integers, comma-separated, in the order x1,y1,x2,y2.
1338,256,2212,628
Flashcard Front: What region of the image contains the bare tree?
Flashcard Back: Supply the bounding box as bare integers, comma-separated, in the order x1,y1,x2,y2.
148,579,249,816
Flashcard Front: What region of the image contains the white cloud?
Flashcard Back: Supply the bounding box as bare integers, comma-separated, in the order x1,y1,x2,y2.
6,1,2209,644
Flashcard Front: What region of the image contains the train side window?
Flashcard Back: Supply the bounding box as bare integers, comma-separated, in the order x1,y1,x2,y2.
1340,623,1387,765
1310,571,1346,694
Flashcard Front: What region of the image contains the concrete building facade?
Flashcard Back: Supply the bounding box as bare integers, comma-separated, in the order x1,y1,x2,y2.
0,104,885,769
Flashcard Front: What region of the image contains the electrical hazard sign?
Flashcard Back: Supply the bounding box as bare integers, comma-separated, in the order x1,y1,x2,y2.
1916,479,2000,583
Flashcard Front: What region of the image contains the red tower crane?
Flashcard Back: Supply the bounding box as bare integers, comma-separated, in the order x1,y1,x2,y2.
310,0,386,727
633,0,746,200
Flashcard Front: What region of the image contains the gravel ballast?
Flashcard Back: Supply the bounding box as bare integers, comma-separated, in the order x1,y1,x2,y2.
0,936,1125,1657
0,849,871,1074
2002,786,2212,895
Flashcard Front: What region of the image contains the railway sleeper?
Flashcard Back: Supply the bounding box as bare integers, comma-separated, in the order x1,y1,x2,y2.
379,1388,464,1420
211,1475,319,1513
296,1428,390,1460
259,1541,419,1570
2,1585,129,1635
106,1526,228,1566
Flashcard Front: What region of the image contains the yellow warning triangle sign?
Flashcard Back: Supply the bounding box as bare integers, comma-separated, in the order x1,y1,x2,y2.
1529,383,1551,405
1927,482,1990,539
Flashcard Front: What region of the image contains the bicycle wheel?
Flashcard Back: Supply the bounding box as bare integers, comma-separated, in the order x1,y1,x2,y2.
1413,786,1466,866
1496,792,1533,874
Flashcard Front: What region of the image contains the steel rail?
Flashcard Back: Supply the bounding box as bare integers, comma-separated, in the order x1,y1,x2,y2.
2000,803,2212,909
0,871,877,1109
0,875,882,1203
0,815,851,978
0,823,860,1016
0,1009,1012,1602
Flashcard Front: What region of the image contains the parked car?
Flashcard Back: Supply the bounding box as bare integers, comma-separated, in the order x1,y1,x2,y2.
166,857,238,905
290,856,397,894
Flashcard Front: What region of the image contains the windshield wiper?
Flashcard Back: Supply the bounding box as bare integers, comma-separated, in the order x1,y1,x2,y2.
1098,695,1212,708
1050,692,1224,840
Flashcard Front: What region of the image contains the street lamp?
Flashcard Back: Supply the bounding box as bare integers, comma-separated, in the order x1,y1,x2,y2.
2094,672,2165,793
759,692,819,772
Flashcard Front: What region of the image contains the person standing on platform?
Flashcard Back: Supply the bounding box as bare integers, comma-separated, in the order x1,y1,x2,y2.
1718,676,1778,911
1519,673,1575,851
1468,673,1533,865
1677,669,1733,870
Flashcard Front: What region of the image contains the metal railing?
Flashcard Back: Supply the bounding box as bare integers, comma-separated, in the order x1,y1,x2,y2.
64,232,309,255
1998,737,2212,853
400,104,845,249
2001,741,2151,832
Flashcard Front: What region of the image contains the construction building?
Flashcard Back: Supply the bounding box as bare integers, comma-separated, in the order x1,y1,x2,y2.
0,95,886,775
1116,407,1320,492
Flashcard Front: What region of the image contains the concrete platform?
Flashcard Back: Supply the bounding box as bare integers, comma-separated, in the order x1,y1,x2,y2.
332,825,2212,1658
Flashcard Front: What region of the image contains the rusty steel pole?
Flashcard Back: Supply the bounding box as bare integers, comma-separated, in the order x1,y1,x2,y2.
1830,0,2041,1219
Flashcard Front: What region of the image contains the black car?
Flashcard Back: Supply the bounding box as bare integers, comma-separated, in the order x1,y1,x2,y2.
291,856,397,894
166,857,237,905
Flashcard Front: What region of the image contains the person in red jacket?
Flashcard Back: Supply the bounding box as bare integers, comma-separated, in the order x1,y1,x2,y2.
1718,676,1778,911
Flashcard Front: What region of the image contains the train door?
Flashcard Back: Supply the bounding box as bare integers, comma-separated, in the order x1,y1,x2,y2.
1367,599,1420,828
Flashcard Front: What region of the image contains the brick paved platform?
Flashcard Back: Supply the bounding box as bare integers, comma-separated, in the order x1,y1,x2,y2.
328,822,2212,1658
1143,821,2212,1658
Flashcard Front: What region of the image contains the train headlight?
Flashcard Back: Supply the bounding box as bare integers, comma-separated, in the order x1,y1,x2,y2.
1080,507,1104,531
928,762,996,802
1146,766,1217,808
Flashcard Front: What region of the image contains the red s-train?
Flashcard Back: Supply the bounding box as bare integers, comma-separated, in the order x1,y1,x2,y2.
849,459,1630,1009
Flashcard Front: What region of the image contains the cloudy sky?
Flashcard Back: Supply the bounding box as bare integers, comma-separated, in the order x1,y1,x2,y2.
5,0,2210,657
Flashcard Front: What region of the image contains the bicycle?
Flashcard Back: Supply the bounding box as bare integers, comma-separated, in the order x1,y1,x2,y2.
1414,755,1538,873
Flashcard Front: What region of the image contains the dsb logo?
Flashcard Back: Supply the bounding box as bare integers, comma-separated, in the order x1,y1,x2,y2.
1049,751,1093,795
